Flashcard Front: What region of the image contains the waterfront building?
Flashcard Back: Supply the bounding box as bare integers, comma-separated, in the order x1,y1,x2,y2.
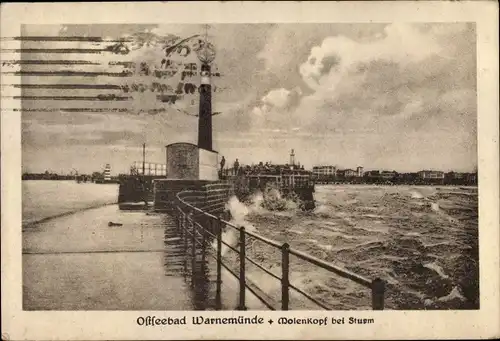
380,170,397,180
356,166,364,177
363,170,397,183
466,172,478,184
444,171,478,185
418,170,445,179
312,165,336,177
364,170,380,178
451,172,466,179
338,169,357,178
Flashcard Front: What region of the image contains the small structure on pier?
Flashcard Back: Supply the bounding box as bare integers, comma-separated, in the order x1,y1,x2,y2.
165,143,218,181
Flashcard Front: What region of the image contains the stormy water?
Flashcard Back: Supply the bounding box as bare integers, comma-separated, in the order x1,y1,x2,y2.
221,185,479,310
22,180,118,226
22,181,479,310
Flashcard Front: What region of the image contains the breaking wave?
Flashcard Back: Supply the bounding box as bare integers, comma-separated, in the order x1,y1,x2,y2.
221,184,479,310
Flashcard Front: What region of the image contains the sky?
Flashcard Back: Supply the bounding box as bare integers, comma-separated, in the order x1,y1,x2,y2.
20,23,477,175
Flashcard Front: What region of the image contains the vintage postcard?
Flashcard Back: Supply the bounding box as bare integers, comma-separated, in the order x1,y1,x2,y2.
1,1,499,340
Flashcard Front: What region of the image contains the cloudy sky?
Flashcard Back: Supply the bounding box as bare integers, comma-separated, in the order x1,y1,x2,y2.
20,23,477,174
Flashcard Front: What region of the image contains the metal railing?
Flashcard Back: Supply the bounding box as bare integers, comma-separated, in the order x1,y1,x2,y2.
174,190,386,311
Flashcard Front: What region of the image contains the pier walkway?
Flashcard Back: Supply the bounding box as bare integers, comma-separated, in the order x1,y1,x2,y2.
22,204,266,310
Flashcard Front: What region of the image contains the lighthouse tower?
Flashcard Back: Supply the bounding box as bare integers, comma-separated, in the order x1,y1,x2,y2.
196,27,216,151
103,164,111,182
290,149,296,166
165,27,219,181
198,62,213,150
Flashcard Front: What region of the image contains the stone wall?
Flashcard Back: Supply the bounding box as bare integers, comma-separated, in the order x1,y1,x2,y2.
153,179,209,214
153,179,233,218
201,182,234,216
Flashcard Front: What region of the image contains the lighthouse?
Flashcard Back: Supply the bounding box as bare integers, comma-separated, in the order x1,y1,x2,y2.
198,62,212,150
165,29,219,181
103,164,111,182
196,28,216,151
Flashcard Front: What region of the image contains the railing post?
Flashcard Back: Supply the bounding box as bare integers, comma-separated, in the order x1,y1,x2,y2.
179,211,183,235
237,226,247,310
215,217,223,310
371,278,385,310
179,209,184,233
183,211,187,235
281,243,290,310
201,218,207,264
183,213,188,274
191,217,196,287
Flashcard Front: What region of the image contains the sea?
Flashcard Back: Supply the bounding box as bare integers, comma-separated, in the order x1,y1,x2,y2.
22,180,479,310
224,184,479,310
22,180,119,226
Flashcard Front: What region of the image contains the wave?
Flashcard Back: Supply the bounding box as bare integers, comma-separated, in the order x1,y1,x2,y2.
430,202,440,212
410,190,425,199
423,262,450,279
22,202,117,229
222,184,478,310
438,286,466,302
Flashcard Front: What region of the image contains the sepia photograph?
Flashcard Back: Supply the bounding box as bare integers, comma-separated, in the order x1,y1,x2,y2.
12,21,480,311
1,1,498,340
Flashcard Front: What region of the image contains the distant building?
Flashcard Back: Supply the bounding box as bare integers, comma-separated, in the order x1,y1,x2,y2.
466,172,478,184
380,171,397,180
418,170,445,179
444,171,477,185
312,165,336,177
407,172,419,179
338,169,357,178
363,170,396,182
356,166,364,177
364,170,380,178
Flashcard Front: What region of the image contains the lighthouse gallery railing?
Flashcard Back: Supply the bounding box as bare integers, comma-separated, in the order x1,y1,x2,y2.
174,190,386,311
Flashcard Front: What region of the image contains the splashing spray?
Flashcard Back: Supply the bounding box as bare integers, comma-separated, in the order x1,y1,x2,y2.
211,196,257,256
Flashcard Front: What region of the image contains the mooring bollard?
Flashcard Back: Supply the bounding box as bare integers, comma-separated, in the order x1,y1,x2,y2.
281,243,290,311
215,217,223,310
237,226,247,310
371,278,385,310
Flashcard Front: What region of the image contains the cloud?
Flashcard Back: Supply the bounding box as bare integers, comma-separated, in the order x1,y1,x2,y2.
245,87,303,133
22,23,477,173
299,23,442,91
262,88,291,108
257,23,388,84
261,87,303,109
225,23,476,171
22,113,150,149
